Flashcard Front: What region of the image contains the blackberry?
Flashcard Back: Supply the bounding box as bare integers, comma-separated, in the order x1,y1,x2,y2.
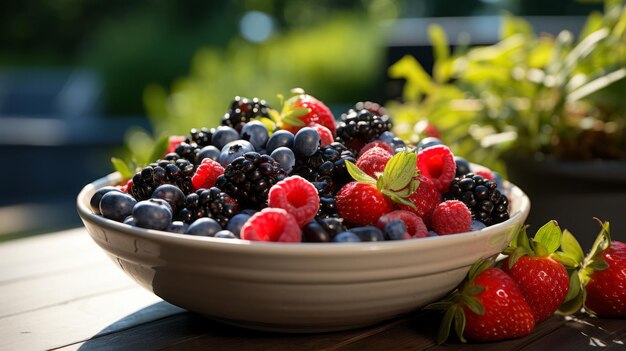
186,127,213,148
178,187,239,227
174,141,200,164
292,142,356,195
129,159,194,201
215,152,286,209
317,197,339,218
444,173,510,226
354,101,388,117
221,96,271,132
336,104,392,150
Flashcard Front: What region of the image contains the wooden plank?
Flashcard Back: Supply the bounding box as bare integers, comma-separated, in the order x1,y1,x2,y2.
0,287,185,351
0,228,105,284
0,261,136,318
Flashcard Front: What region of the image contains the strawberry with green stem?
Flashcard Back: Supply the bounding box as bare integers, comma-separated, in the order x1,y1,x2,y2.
501,220,575,322
336,151,418,226
270,88,336,136
559,219,626,318
426,258,535,343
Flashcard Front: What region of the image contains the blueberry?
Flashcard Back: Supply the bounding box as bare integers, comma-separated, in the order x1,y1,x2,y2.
123,216,136,226
416,137,443,151
186,217,222,237
240,121,269,150
99,191,137,222
166,221,189,234
302,220,331,242
132,198,173,230
317,217,346,237
293,127,320,157
266,130,294,153
226,213,251,238
351,226,385,242
270,147,296,173
219,140,255,167
377,131,396,147
151,184,185,213
212,126,239,149
332,231,361,242
240,209,258,216
455,156,471,177
428,230,438,237
90,186,121,215
384,220,406,240
471,220,487,231
214,230,237,239
197,145,221,162
391,137,407,153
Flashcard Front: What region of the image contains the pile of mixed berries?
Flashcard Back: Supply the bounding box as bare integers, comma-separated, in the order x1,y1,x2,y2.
90,90,511,243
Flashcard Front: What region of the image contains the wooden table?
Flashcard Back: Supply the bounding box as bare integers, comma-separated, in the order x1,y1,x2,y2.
1,228,625,351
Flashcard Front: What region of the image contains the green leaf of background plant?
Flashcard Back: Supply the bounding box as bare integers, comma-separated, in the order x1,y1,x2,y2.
388,55,434,100
429,24,449,62
567,68,626,102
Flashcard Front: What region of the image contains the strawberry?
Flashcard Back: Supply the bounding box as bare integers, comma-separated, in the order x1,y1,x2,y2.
357,140,394,158
309,123,334,146
501,221,573,322
278,89,336,136
559,219,626,317
397,174,441,225
336,182,394,226
428,259,535,343
338,151,420,226
164,135,186,155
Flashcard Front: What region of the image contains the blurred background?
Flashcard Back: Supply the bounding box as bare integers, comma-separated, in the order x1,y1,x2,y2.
0,0,616,243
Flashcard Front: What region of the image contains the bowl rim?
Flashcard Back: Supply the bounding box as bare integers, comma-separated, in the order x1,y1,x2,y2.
77,172,531,256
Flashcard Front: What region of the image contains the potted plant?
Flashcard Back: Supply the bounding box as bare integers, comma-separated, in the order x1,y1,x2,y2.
386,1,626,250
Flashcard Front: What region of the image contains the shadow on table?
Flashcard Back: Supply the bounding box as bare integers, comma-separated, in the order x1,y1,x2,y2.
77,301,314,350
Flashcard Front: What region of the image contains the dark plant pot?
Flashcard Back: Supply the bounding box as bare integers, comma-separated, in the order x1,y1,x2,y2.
505,157,626,252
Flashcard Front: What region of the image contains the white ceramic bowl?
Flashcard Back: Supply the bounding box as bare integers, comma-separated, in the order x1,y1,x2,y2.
77,172,530,333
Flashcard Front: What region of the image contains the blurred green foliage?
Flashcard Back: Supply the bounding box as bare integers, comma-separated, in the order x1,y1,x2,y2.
113,12,387,172
388,0,626,173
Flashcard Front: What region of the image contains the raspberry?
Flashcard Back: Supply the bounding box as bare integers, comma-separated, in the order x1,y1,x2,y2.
240,208,302,242
310,123,334,146
268,176,320,227
358,140,394,158
397,175,441,225
377,210,428,239
356,146,392,178
118,179,133,193
165,135,186,155
417,144,456,192
432,200,472,235
192,158,225,190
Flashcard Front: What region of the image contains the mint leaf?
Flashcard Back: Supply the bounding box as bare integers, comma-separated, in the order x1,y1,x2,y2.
533,220,562,255
148,135,169,166
111,157,133,180
345,161,377,185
